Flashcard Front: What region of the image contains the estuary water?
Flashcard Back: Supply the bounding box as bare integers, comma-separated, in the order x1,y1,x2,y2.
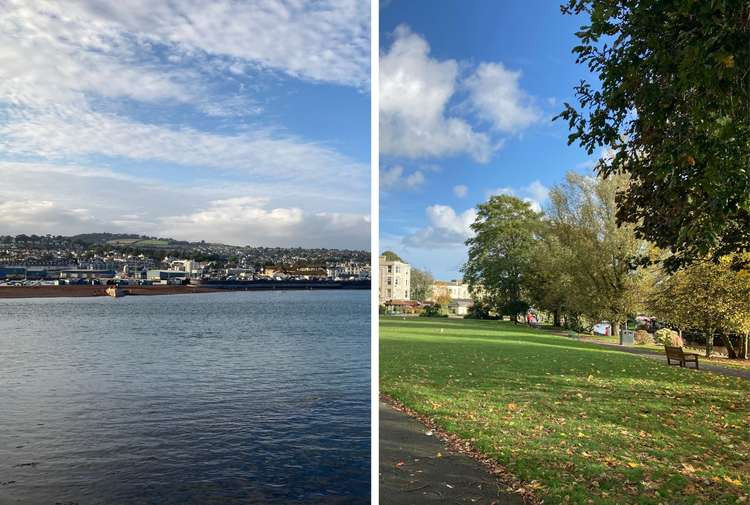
0,290,370,504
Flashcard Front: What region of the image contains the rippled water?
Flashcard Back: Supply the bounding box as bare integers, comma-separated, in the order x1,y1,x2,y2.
0,290,370,504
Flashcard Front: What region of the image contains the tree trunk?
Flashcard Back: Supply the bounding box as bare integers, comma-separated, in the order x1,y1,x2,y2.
612,321,621,340
718,331,738,359
739,333,749,360
705,330,713,357
553,309,561,327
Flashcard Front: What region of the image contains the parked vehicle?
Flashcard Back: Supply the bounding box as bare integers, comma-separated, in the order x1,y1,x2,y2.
592,322,611,336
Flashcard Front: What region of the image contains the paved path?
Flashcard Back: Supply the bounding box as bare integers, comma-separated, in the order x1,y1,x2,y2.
379,402,523,505
580,340,750,379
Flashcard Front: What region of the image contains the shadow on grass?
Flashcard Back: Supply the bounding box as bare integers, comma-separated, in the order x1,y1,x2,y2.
380,317,750,504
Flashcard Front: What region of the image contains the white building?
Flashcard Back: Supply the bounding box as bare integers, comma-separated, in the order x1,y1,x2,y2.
430,280,471,301
379,255,410,303
430,280,474,316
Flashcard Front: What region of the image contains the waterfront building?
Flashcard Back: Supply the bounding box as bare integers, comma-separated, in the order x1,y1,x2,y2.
379,255,410,303
146,269,188,282
59,269,116,280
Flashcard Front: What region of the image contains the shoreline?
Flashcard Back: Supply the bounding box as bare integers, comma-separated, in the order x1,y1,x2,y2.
0,285,224,298
0,284,371,299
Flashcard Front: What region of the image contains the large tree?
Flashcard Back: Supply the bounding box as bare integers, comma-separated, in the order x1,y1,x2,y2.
650,254,750,358
546,172,651,338
463,195,542,321
558,0,750,271
410,267,434,302
526,231,574,327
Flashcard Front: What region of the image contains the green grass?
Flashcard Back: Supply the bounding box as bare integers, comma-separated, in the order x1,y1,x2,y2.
580,334,750,371
381,317,750,504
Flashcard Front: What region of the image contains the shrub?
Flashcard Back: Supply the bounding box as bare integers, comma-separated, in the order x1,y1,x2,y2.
654,328,683,347
420,305,445,317
634,329,653,345
464,302,496,320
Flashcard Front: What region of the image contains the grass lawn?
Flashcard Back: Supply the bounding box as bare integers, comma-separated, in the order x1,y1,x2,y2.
380,317,750,504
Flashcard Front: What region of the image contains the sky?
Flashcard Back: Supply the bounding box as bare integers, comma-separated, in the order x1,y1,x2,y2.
0,0,370,249
380,0,600,279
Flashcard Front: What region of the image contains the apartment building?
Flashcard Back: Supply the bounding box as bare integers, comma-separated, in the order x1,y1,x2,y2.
378,255,410,303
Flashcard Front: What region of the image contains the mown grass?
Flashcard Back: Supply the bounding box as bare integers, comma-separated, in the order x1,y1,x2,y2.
581,333,750,370
380,317,750,504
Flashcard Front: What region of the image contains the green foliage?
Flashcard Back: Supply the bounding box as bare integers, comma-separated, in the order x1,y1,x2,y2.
558,0,750,271
381,251,404,262
649,254,750,358
464,301,496,320
420,305,447,318
541,172,651,337
654,328,682,347
409,268,434,302
463,195,541,318
381,317,750,504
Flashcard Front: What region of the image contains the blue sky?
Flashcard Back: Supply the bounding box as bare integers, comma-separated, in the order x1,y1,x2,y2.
380,0,599,279
0,0,370,249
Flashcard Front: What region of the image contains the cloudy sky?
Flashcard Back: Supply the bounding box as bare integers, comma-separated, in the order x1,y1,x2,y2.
380,0,597,279
0,0,370,249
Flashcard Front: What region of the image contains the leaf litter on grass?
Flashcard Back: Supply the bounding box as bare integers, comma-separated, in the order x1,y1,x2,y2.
380,317,750,504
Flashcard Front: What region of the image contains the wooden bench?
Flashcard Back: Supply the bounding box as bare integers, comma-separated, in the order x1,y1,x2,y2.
664,345,700,369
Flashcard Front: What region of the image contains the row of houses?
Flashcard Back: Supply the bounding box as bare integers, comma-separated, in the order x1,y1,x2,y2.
1,260,371,285
378,255,474,315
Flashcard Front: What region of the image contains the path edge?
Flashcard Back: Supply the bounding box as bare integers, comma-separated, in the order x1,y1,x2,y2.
380,393,543,505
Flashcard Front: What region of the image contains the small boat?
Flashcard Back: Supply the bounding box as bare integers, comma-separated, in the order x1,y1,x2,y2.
105,286,127,298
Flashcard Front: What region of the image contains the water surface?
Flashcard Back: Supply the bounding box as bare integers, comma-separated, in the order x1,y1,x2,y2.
0,290,370,504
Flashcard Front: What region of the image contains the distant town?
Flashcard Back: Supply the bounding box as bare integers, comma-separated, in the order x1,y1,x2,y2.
0,233,370,286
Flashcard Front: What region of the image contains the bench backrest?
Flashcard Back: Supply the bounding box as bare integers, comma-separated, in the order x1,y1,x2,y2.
665,345,684,358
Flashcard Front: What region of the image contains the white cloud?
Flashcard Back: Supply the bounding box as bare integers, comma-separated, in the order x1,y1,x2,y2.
1,1,370,94
0,1,370,250
82,0,369,87
526,180,550,205
403,204,476,248
486,180,550,212
0,162,369,248
380,25,492,162
405,171,425,188
380,26,540,163
0,109,366,185
453,185,468,198
465,62,541,133
161,197,369,247
0,2,198,112
380,165,425,190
